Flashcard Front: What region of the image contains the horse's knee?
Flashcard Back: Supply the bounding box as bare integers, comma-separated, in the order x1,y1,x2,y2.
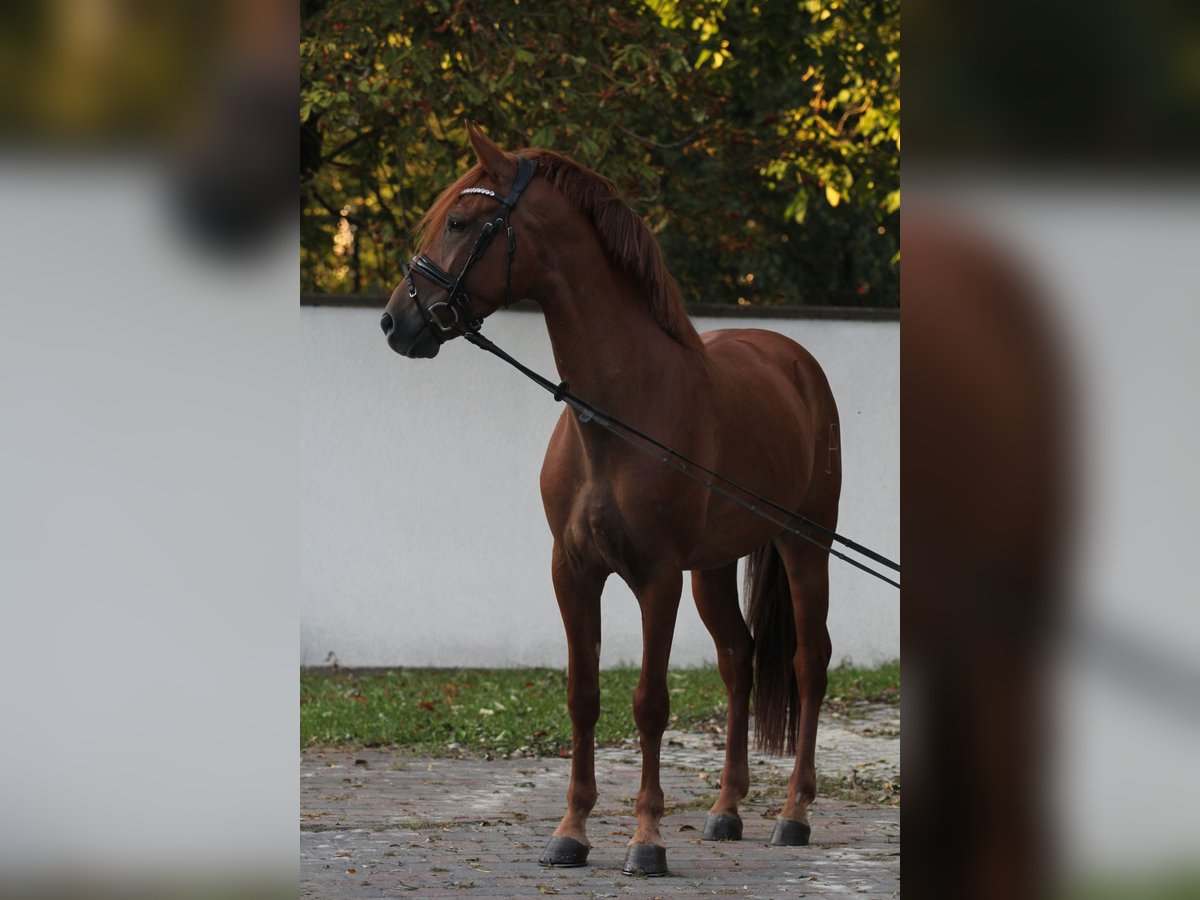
569,684,600,728
632,683,669,736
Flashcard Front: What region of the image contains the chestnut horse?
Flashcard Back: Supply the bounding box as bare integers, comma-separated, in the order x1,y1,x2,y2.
381,126,841,876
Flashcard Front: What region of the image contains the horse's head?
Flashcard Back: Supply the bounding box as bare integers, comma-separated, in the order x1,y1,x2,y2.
381,124,541,358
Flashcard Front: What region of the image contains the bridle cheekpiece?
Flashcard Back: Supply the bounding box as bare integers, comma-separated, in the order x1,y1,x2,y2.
404,155,538,342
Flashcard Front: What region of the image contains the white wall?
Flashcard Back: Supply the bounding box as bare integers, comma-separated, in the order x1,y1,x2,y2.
301,305,898,669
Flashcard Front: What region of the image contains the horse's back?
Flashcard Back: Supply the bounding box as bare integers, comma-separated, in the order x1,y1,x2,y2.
700,327,838,427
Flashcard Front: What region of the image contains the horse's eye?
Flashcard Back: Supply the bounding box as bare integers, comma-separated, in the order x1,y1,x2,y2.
448,218,467,233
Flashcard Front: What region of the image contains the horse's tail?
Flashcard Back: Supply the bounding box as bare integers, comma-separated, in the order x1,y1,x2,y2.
744,541,798,756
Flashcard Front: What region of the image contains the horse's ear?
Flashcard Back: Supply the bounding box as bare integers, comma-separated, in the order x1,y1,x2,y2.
466,121,516,181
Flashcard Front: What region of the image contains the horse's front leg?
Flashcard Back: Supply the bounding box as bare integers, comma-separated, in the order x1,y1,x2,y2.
539,544,605,869
623,567,683,877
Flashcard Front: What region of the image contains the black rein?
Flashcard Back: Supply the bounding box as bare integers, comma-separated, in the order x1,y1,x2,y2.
455,324,901,590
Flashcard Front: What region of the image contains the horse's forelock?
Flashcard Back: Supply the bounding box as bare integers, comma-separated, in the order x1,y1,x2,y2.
412,164,489,252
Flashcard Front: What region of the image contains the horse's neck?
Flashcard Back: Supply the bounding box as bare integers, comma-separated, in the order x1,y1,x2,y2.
535,267,702,411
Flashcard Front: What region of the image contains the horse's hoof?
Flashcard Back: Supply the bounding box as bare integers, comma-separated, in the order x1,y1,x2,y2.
702,812,743,841
770,818,811,846
538,835,590,867
621,843,668,877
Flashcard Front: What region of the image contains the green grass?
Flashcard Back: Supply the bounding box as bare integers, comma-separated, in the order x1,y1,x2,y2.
1060,870,1200,900
826,658,900,708
300,661,898,754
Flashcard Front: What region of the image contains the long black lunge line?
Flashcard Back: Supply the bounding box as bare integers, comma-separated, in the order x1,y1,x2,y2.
457,326,900,590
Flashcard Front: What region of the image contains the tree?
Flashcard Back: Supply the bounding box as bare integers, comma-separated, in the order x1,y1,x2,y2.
301,0,899,307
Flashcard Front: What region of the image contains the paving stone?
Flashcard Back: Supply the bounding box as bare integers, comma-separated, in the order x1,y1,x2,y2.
302,704,899,897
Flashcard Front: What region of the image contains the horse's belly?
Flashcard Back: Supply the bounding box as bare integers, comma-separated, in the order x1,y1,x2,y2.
684,503,794,571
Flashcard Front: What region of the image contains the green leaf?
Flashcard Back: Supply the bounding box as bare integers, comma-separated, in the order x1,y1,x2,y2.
784,190,809,223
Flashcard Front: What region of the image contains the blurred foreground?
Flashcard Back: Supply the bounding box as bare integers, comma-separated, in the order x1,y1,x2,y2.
0,1,297,896
904,0,1200,896
904,180,1200,899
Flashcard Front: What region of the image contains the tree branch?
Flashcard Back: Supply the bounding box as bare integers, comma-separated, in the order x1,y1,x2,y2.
617,124,701,150
306,185,364,227
320,130,375,166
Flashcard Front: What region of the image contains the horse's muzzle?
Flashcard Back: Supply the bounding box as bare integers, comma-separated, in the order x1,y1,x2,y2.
380,297,440,358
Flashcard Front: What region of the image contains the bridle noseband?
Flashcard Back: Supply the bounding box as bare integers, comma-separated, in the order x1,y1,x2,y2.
404,156,538,342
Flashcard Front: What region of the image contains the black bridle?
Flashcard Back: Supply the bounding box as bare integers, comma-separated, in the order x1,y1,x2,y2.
403,155,538,341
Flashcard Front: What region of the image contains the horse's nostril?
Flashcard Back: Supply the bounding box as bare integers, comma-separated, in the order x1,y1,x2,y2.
380,312,394,337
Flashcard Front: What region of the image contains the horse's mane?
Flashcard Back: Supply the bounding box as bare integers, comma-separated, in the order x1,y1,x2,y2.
415,149,700,348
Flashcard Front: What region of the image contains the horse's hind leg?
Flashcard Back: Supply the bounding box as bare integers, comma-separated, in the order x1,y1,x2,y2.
539,544,605,869
772,535,833,845
691,562,754,841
